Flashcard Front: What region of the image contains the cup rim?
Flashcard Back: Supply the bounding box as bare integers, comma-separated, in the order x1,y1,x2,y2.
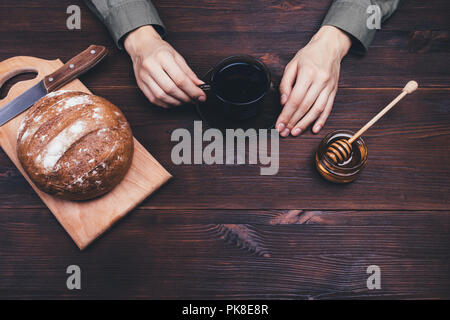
209,55,272,106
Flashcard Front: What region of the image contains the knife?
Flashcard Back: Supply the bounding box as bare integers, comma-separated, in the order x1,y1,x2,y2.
0,45,107,127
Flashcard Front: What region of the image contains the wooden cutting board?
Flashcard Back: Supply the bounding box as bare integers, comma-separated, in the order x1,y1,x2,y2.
0,56,172,250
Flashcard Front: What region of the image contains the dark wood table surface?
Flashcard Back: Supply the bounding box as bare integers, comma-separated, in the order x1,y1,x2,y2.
0,0,449,299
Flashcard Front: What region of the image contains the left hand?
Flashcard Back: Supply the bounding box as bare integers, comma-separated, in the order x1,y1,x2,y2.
276,26,351,137
124,25,206,109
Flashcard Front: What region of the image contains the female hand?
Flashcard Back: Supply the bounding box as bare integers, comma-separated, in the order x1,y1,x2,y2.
276,26,351,137
124,25,206,108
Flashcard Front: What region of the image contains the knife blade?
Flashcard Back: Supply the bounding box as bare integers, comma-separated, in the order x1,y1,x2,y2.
0,45,107,127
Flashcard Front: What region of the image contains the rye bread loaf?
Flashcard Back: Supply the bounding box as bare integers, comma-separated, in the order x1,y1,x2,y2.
17,90,134,201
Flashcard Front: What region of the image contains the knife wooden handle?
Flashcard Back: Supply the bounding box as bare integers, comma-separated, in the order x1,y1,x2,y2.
43,45,107,92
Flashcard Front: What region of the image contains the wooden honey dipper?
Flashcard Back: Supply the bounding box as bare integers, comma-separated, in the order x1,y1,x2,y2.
326,81,419,164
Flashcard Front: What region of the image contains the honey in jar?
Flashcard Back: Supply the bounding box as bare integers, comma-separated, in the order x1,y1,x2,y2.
315,130,368,183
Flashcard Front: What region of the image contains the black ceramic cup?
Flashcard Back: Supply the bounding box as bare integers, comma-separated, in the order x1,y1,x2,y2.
199,55,272,121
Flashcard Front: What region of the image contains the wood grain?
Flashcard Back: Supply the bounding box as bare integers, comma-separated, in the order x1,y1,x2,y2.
0,208,448,299
43,45,107,92
0,0,448,299
0,1,449,88
1,89,448,210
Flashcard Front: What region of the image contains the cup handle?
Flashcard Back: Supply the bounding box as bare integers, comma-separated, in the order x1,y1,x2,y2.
198,84,211,91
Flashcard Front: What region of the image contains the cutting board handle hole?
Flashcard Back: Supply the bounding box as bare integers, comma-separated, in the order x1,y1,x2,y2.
0,69,38,100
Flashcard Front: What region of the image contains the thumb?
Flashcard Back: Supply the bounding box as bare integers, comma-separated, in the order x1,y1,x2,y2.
279,63,297,105
174,53,204,85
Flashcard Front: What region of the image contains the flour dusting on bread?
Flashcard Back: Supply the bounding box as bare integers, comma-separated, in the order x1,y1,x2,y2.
40,120,87,171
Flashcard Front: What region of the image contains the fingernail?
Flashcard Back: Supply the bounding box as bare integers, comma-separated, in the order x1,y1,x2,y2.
292,128,302,136
276,123,285,132
313,125,322,133
281,128,290,137
281,94,287,105
198,95,206,102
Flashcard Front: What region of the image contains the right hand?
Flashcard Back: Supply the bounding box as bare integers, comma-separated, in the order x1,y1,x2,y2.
124,25,206,108
276,26,351,137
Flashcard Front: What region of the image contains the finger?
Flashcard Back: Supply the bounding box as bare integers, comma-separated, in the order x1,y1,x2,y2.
312,88,337,134
163,55,205,101
291,88,330,136
174,53,205,86
286,81,325,131
275,74,312,136
145,63,191,104
137,78,170,109
279,62,298,105
144,75,183,107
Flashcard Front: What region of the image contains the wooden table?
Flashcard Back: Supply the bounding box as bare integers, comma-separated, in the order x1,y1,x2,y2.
0,0,449,299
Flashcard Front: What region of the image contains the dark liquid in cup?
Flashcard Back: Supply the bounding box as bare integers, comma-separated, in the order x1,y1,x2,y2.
214,62,268,104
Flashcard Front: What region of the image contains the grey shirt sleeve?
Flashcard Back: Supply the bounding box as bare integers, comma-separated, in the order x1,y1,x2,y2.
85,0,165,49
322,0,401,53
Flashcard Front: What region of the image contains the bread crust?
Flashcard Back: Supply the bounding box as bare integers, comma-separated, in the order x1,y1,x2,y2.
17,90,134,201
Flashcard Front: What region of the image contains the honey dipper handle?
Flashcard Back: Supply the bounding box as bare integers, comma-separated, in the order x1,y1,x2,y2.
349,81,419,144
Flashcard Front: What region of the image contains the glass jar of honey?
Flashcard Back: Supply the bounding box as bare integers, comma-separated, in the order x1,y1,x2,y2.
315,130,368,183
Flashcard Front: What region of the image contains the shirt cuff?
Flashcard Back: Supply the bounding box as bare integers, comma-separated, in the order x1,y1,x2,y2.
104,0,166,49
321,0,376,53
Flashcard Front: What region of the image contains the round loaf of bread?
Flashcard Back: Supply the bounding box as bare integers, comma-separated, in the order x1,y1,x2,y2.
17,90,134,201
